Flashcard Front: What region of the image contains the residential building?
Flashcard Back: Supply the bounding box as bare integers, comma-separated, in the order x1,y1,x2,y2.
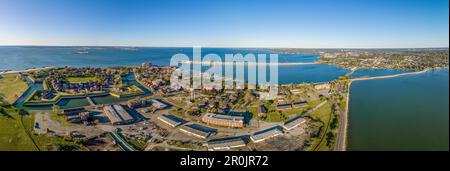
256,104,267,117
276,103,292,110
250,127,284,143
201,113,244,128
282,116,306,131
179,124,216,139
207,137,246,151
293,101,308,108
157,114,185,127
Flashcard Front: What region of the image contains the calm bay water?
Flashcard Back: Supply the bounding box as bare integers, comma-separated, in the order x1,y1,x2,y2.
0,46,347,84
348,69,449,151
0,46,317,70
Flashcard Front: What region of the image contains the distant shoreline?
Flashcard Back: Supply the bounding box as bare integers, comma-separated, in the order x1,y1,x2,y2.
0,66,56,75
180,60,317,66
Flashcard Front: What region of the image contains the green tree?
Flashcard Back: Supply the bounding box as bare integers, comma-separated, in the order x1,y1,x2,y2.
18,109,29,116
52,105,60,114
326,132,335,146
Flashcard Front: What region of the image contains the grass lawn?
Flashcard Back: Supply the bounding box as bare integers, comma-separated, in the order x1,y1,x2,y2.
0,107,38,150
0,74,29,104
307,101,333,151
1,106,87,151
110,85,144,97
66,76,98,83
281,108,305,117
124,136,146,151
49,111,77,126
264,112,286,122
309,101,332,124
27,118,88,151
164,97,187,107
168,108,184,117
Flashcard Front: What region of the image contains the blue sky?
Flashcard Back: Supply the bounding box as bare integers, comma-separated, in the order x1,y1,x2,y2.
0,0,448,48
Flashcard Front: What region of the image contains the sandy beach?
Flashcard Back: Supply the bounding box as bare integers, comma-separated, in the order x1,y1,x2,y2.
0,66,56,75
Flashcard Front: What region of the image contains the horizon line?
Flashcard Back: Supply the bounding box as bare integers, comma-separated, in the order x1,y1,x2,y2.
0,44,448,50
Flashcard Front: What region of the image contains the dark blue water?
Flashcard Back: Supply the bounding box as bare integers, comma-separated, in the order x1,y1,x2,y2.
0,46,348,84
0,46,314,70
349,69,449,150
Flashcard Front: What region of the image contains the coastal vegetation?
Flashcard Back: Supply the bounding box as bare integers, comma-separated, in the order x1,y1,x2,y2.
305,101,332,150
0,74,28,105
0,106,37,150
0,106,85,151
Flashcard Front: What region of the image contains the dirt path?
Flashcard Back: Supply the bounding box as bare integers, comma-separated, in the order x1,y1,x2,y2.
19,115,40,151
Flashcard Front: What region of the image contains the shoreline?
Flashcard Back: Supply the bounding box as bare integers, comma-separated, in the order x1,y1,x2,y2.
180,60,317,66
336,68,431,151
0,66,56,75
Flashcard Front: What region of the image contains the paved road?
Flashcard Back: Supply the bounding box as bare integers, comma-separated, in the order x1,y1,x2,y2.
350,69,429,82
110,131,137,151
334,90,349,151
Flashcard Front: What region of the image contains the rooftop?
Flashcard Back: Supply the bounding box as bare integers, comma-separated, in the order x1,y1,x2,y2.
179,124,216,139
250,126,284,143
283,116,306,131
203,113,244,122
158,114,185,127
207,137,246,150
